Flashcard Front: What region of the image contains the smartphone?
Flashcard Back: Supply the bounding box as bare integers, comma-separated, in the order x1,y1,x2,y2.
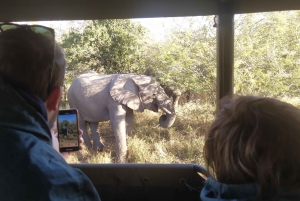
57,109,80,152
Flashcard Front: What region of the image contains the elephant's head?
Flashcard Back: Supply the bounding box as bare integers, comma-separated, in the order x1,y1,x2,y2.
109,74,176,128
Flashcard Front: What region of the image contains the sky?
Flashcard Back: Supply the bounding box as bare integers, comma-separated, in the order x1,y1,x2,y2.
132,17,179,40
57,114,77,124
17,17,202,41
16,18,169,41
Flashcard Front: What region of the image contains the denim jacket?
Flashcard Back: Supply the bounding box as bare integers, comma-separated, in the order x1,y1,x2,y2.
201,177,300,201
200,177,261,201
0,78,101,201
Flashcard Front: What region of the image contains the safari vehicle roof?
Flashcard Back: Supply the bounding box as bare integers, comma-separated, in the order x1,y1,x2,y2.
1,0,300,22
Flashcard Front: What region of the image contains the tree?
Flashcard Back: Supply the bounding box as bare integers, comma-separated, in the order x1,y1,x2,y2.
234,11,300,98
60,19,148,84
144,16,217,102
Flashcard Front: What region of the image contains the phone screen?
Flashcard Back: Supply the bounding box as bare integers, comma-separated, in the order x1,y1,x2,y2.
57,109,80,152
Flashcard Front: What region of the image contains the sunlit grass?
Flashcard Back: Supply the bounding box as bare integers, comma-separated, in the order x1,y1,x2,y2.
65,95,300,165
66,100,215,165
279,96,300,108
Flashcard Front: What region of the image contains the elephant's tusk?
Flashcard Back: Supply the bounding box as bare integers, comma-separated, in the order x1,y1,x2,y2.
161,107,172,114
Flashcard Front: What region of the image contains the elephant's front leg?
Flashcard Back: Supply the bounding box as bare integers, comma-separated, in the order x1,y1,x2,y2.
89,122,105,151
109,104,128,163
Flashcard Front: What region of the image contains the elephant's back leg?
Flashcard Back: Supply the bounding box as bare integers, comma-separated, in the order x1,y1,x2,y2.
79,114,92,148
125,107,134,136
89,122,105,151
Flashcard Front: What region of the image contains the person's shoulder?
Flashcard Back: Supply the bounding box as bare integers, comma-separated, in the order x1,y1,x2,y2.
201,177,261,201
0,131,100,200
24,137,101,200
272,189,300,201
35,152,101,200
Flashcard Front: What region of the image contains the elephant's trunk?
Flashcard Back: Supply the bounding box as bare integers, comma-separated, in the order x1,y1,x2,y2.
159,112,176,128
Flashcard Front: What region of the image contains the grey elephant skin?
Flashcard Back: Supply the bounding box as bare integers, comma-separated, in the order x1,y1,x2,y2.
162,85,182,108
67,71,176,163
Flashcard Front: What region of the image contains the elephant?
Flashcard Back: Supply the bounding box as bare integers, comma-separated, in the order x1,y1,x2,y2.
67,71,176,163
162,85,182,108
144,68,181,107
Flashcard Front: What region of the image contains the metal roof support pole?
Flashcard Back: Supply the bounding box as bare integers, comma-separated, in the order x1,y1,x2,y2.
216,0,234,110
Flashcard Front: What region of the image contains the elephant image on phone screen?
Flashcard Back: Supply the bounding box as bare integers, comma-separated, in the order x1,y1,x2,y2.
67,71,176,163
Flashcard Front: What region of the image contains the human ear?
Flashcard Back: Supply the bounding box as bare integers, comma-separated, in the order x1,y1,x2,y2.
45,86,62,111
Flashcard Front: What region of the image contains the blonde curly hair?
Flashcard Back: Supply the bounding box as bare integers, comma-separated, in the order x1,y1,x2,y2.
204,96,300,196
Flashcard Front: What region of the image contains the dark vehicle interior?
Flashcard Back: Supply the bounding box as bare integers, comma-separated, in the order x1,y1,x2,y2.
2,0,300,200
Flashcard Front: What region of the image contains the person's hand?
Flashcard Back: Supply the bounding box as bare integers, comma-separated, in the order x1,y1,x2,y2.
51,122,84,161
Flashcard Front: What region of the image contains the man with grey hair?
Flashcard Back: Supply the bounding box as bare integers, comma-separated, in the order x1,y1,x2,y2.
0,23,101,200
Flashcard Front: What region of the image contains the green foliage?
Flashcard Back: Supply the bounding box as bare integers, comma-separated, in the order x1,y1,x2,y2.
234,11,300,97
60,20,148,84
60,120,71,127
60,11,300,102
58,120,77,134
144,17,217,100
62,11,300,164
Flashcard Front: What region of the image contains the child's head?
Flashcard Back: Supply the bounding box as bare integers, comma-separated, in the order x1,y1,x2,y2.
204,96,300,192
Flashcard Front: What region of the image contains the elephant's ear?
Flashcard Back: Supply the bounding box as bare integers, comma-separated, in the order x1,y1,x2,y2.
109,74,144,112
131,75,159,111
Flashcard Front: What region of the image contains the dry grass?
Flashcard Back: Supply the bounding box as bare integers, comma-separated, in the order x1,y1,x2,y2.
65,96,300,165
279,96,300,108
66,101,215,165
